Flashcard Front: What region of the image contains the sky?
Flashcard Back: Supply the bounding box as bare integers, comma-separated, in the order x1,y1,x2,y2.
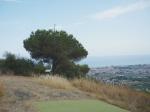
0,0,150,58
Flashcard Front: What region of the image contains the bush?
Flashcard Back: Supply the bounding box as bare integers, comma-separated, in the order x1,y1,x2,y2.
33,61,46,74
1,53,34,76
0,59,5,73
54,59,89,78
54,60,77,78
76,64,89,77
0,82,4,97
0,52,46,76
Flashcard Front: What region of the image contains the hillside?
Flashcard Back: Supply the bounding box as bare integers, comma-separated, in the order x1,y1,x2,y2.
0,76,91,112
0,75,149,112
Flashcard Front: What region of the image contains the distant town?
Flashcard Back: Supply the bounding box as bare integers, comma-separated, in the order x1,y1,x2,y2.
88,64,150,93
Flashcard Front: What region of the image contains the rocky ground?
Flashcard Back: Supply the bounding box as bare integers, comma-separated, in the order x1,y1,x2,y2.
0,76,92,112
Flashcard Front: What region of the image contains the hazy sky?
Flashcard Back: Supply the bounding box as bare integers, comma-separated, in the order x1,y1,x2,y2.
0,0,150,58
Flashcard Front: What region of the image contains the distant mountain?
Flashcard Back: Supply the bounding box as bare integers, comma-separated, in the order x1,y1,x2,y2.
88,64,150,92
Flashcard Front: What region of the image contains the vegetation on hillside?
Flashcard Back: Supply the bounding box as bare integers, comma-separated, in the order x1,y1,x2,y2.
72,78,150,112
0,81,4,97
34,75,150,112
0,52,46,75
0,29,89,78
35,75,74,90
23,29,89,78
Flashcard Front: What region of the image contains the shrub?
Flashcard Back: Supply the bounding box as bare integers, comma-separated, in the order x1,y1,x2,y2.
76,64,89,77
54,59,89,78
0,59,5,73
0,53,46,76
0,82,4,97
1,53,34,76
0,52,46,76
33,61,46,74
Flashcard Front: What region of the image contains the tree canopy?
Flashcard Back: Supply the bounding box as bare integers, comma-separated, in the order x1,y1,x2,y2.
23,29,89,78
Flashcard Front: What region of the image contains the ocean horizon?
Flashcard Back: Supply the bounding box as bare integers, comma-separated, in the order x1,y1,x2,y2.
80,55,150,68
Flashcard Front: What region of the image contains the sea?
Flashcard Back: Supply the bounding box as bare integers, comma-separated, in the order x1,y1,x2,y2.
80,55,150,67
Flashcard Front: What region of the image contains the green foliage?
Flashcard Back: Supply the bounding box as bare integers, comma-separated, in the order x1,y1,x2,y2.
33,61,46,74
0,59,5,74
53,59,89,78
0,53,34,75
77,64,90,77
23,29,89,78
24,30,87,61
54,60,78,78
0,53,46,76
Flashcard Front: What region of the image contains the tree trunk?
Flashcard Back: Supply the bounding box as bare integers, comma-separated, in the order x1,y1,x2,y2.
51,59,57,74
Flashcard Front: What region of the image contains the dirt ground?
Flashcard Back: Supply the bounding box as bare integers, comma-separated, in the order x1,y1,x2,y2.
0,76,92,112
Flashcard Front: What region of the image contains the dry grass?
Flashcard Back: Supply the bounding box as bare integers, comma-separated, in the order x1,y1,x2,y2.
72,78,150,112
34,75,150,112
35,75,74,90
0,81,4,97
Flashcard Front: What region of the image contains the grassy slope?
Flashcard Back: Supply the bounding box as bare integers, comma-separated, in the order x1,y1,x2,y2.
36,76,150,112
1,75,149,112
35,100,129,112
72,78,150,112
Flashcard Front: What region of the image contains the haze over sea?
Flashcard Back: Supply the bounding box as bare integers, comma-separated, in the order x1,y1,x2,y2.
81,55,150,68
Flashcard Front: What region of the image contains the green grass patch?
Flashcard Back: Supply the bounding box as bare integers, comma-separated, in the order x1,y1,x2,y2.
35,100,129,112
